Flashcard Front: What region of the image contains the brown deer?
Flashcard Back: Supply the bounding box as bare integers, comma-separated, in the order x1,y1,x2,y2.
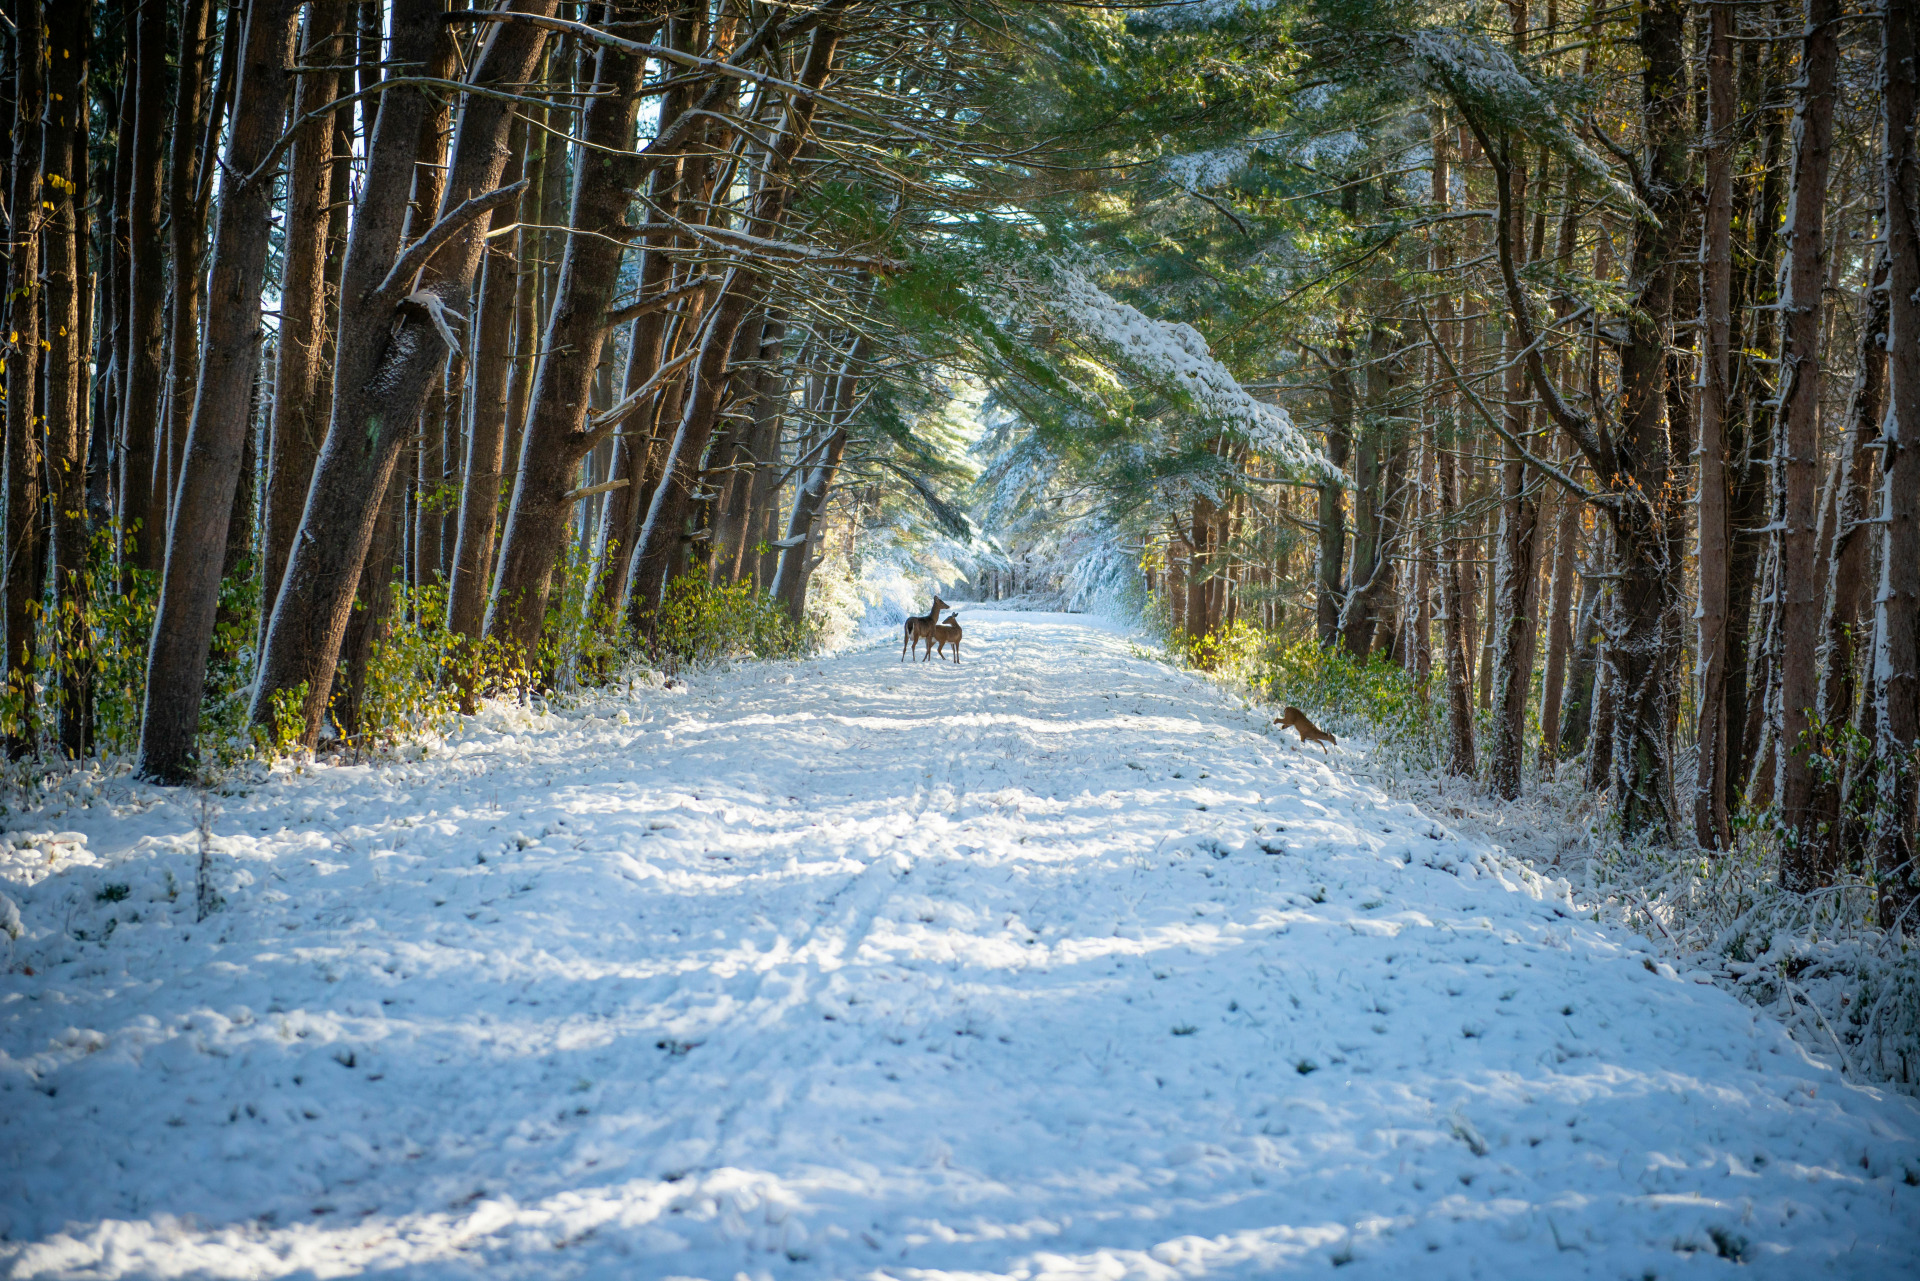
901,594,948,661
1276,706,1336,752
929,612,962,663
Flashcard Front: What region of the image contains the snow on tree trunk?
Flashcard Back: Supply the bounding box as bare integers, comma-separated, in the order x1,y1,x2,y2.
1772,0,1841,888
138,0,298,781
1872,0,1920,929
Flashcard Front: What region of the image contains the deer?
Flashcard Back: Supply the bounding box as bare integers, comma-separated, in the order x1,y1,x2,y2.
929,612,962,663
1275,705,1337,752
901,594,948,661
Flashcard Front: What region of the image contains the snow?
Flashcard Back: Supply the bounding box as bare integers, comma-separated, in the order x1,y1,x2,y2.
1404,29,1646,219
1045,266,1320,473
1161,142,1257,192
4,612,1918,1279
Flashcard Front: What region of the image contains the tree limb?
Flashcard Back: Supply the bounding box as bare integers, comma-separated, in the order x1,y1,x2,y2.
1415,304,1608,507
377,180,528,302
1459,107,1619,480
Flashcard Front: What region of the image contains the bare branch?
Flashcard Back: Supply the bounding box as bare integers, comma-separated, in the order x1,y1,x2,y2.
1415,304,1608,507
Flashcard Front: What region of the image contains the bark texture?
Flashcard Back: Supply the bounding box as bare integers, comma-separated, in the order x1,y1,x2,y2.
1872,0,1920,929
251,0,558,741
43,0,90,758
264,0,348,624
138,0,299,782
3,0,42,757
119,0,170,575
1773,0,1841,886
1692,0,1736,850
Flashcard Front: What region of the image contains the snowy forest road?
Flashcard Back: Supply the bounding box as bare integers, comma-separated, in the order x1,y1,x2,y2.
3,612,1917,1279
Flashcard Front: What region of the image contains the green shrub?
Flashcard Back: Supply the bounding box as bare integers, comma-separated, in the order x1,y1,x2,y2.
1256,639,1443,767
336,582,465,750
1168,623,1448,774
1171,620,1266,674
650,572,810,672
536,541,629,690
331,582,526,752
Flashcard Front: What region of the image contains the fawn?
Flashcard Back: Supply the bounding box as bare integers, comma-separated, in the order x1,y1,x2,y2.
929,612,962,663
1276,706,1337,751
901,594,948,661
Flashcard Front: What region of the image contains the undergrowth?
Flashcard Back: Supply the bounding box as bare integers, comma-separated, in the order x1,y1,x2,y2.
647,572,813,673
0,526,830,794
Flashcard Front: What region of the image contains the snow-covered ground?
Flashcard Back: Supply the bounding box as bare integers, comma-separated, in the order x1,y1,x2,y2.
3,612,1917,1279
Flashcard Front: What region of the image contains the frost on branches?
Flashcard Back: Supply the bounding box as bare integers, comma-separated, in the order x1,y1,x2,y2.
1405,28,1645,217
1043,264,1320,473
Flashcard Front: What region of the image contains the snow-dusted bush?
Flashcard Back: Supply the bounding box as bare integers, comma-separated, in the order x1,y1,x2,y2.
799,553,867,654
1569,826,1920,1094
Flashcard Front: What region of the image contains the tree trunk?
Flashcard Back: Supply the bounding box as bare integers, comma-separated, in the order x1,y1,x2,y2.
446,129,528,647
137,0,298,782
1726,35,1791,818
1692,0,1736,849
1186,493,1216,642
2,0,42,757
251,0,557,741
1744,544,1781,810
162,0,218,535
708,310,770,583
119,0,170,576
1584,590,1615,791
101,62,131,551
1315,344,1352,647
1773,0,1842,886
1475,525,1494,711
1559,572,1599,756
484,8,657,661
717,310,786,585
1601,0,1692,841
1487,318,1542,801
263,0,347,625
625,13,846,627
504,215,538,489
1485,114,1540,799
1435,433,1475,777
771,340,862,622
1816,247,1889,869
1872,0,1920,929
1338,386,1382,655
1537,472,1580,769
1410,435,1434,682
42,0,89,759
745,320,792,591
334,480,403,742
406,19,461,596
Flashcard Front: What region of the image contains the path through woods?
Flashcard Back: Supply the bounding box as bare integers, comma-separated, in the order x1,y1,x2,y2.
2,615,1916,1277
